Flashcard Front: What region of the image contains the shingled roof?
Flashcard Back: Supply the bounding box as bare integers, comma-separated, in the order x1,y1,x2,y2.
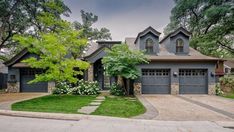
125,37,221,61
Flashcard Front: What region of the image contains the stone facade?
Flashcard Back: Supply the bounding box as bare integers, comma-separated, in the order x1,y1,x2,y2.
208,84,216,95
133,83,142,95
87,64,94,81
7,82,20,93
171,83,179,94
48,81,55,93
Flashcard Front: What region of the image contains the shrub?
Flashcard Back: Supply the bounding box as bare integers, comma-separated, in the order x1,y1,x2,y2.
215,83,224,96
52,82,71,94
110,83,125,96
68,80,100,95
219,76,234,93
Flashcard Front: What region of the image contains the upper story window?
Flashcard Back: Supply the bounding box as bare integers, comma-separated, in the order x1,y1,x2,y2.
176,39,184,53
145,38,154,54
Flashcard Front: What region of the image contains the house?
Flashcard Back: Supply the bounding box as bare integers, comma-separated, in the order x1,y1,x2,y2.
4,26,223,94
0,62,8,89
224,59,234,75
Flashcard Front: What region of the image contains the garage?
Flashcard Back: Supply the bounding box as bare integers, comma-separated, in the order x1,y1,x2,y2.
20,68,48,92
179,69,208,94
142,69,170,94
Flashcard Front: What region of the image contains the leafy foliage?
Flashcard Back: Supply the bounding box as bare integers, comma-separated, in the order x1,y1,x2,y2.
0,0,71,61
165,0,234,57
53,80,100,95
110,83,125,96
73,10,112,40
14,8,89,84
102,44,148,79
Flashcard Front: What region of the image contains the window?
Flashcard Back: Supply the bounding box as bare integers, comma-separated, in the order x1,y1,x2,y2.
176,39,184,53
145,38,154,53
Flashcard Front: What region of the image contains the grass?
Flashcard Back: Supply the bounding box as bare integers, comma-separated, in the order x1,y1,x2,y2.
12,95,96,114
92,96,146,118
222,92,234,99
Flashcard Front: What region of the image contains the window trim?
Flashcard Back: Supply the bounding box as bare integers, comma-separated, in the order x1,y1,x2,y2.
145,38,154,54
176,38,184,53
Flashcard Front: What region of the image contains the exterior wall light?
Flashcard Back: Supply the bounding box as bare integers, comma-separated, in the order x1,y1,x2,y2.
173,72,178,77
210,72,215,77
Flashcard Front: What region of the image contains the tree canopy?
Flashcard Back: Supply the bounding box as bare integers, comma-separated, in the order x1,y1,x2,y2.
0,0,71,61
164,0,234,58
73,10,112,40
13,4,89,84
102,44,148,80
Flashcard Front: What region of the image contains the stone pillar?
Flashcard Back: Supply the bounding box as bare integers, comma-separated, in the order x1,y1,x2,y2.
87,64,94,81
208,84,216,95
133,83,142,95
7,82,20,93
171,83,179,94
48,81,55,93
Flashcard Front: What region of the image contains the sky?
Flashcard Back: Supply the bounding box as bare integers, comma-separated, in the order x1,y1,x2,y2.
63,0,175,41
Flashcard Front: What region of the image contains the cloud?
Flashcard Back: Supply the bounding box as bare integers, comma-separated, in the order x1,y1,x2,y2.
63,0,174,40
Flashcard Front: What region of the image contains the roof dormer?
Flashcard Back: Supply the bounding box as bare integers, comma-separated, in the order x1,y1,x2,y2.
160,27,191,55
134,26,161,55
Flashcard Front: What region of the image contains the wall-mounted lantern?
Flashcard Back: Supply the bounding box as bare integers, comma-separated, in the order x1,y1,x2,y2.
210,72,215,77
173,72,178,77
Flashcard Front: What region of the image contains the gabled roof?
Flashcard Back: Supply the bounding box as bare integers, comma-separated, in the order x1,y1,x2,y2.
159,27,191,44
4,48,28,67
125,37,222,62
134,26,161,44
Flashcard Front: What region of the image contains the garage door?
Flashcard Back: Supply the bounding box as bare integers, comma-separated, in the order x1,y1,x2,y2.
142,69,170,94
20,69,48,92
179,69,208,94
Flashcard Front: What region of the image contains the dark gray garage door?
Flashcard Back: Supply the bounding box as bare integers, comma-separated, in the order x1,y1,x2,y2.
142,69,170,94
20,69,48,92
179,69,208,94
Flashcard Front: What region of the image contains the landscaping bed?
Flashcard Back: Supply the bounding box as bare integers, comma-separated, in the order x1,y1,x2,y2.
92,96,145,118
12,95,96,114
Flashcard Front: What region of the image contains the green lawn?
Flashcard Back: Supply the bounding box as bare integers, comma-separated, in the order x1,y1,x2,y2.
12,95,96,114
92,96,146,118
222,92,234,99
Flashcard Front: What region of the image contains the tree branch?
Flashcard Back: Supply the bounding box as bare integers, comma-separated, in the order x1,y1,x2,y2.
217,41,234,53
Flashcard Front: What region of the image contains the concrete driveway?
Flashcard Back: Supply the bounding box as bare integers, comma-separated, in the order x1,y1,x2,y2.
142,95,234,121
0,93,48,110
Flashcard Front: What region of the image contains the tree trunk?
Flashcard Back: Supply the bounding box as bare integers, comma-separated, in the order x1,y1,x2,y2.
117,76,127,95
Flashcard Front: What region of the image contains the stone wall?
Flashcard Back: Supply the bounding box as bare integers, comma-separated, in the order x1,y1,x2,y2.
48,81,55,93
7,82,20,93
87,64,94,81
133,83,141,95
208,84,216,95
171,83,179,94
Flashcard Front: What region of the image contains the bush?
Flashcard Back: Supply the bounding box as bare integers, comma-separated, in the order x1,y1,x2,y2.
110,83,125,96
52,82,71,94
215,83,224,96
68,80,100,95
219,76,234,93
53,80,100,95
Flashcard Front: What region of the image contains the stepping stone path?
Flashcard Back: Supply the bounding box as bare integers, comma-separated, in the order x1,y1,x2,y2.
77,96,105,114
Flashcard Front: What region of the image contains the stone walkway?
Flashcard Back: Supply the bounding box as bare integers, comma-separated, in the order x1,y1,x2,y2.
78,96,105,114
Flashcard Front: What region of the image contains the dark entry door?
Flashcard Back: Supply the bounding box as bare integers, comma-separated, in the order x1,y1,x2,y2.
179,69,208,94
20,68,48,92
142,69,170,94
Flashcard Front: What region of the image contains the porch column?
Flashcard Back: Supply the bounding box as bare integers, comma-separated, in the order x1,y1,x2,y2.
87,63,94,81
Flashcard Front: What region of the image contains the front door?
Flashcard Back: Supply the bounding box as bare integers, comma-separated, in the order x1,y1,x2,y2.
94,59,110,90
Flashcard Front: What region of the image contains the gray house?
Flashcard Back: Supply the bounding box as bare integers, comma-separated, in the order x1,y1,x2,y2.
5,27,222,94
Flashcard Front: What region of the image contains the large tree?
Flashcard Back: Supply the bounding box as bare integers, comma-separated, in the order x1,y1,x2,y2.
13,4,89,84
73,10,111,40
102,44,148,95
0,0,71,61
164,0,234,58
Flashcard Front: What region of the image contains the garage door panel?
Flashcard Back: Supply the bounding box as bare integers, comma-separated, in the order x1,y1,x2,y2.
20,69,48,92
142,69,170,94
179,69,208,94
